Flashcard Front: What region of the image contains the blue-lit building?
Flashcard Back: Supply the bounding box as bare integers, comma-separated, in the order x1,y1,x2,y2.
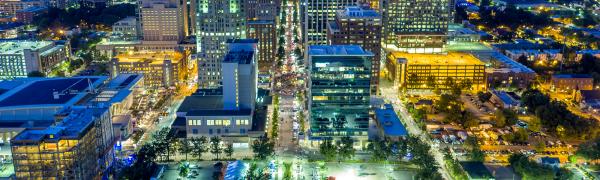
372,104,408,141
307,45,373,146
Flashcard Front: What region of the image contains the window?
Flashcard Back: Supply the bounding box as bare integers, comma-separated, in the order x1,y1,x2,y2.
240,129,246,134
224,129,229,133
188,120,201,126
207,120,214,126
236,119,249,125
217,129,221,134
192,129,198,134
209,129,213,134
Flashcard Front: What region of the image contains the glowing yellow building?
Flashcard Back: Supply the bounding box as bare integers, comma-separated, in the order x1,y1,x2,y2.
385,52,486,91
110,51,188,88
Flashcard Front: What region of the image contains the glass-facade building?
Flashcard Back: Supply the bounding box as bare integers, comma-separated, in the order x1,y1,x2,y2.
303,0,359,45
381,0,450,53
308,45,373,142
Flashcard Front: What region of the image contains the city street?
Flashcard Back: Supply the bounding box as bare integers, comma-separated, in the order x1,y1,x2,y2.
379,81,453,180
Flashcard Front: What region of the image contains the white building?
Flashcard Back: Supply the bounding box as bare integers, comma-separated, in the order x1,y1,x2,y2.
0,41,70,79
139,0,185,42
222,39,258,110
111,16,139,40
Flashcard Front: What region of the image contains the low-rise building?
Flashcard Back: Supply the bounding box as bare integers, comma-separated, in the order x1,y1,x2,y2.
371,104,407,141
490,90,521,109
95,39,196,58
110,51,187,88
385,52,486,92
505,49,563,62
0,0,43,17
0,22,24,39
575,90,600,112
551,74,594,92
15,6,46,23
486,52,536,89
0,40,70,79
111,16,139,40
448,24,481,42
460,161,495,180
575,50,600,61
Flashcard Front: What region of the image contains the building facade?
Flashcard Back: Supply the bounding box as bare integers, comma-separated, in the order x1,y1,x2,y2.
551,74,594,92
139,0,185,42
381,0,450,53
303,0,360,45
112,16,138,40
110,51,187,88
326,6,382,94
11,107,115,179
0,41,70,79
15,6,47,23
247,20,277,75
0,0,43,17
308,45,373,145
386,52,486,91
245,0,278,21
196,0,246,87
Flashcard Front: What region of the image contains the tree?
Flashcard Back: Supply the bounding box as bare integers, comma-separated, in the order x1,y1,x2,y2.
535,141,546,152
179,162,190,178
337,136,355,161
210,136,223,160
191,136,209,160
509,153,555,180
251,135,275,160
367,138,390,162
283,162,292,180
576,138,600,160
224,143,234,159
528,116,542,132
319,140,337,161
178,138,192,160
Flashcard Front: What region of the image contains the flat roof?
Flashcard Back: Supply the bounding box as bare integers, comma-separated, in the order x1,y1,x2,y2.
490,52,536,73
446,41,493,52
223,51,254,64
388,52,484,65
337,6,380,18
374,104,408,136
178,95,223,113
114,51,183,64
0,41,52,55
13,108,108,142
308,45,373,56
552,74,593,79
492,90,520,105
0,77,106,107
186,109,252,116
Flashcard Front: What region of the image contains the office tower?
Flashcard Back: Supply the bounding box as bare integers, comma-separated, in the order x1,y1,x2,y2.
110,51,187,88
327,6,382,94
245,0,277,21
303,0,360,45
178,39,259,141
196,0,246,87
307,45,373,145
139,0,185,42
222,39,258,110
10,107,115,179
247,20,277,75
381,0,450,53
183,0,196,36
0,41,70,79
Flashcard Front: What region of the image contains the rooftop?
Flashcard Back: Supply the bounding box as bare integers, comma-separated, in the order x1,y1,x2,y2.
178,95,224,113
492,90,520,106
0,41,52,55
579,90,600,100
337,6,380,18
223,50,254,64
540,156,560,164
0,77,106,108
552,74,593,79
489,52,536,73
16,5,47,13
388,52,484,65
186,109,252,116
13,108,108,143
308,45,374,56
374,104,408,137
114,51,183,64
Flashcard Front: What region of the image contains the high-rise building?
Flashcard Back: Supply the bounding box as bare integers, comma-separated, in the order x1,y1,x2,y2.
326,6,382,94
196,0,246,87
139,0,185,42
307,45,373,145
247,20,277,75
0,41,70,79
222,39,258,110
381,0,450,53
11,107,115,179
303,0,359,45
245,0,277,21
